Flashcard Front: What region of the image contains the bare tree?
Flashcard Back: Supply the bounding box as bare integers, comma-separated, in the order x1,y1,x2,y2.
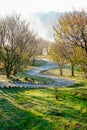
0,13,38,78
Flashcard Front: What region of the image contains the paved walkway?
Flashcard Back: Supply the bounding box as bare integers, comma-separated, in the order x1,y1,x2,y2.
0,58,75,88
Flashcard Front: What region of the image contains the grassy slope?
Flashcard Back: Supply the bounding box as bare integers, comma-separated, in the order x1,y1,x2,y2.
32,59,46,67
16,58,53,84
0,79,87,130
0,59,53,84
42,67,82,78
0,60,87,129
17,70,53,84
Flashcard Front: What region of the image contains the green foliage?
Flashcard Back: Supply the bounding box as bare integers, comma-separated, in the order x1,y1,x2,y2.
32,59,46,67
49,43,66,76
0,13,38,78
0,79,87,129
53,10,87,77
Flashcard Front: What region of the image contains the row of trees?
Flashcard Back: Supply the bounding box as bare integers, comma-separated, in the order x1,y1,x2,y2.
49,11,87,77
0,13,41,78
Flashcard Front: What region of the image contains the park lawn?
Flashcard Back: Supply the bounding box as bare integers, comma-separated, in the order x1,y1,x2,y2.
32,59,46,67
0,78,87,130
42,67,82,78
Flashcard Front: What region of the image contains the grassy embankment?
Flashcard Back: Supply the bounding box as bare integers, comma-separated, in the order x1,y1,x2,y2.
0,59,87,129
42,66,82,78
0,80,87,130
0,59,53,84
0,67,87,129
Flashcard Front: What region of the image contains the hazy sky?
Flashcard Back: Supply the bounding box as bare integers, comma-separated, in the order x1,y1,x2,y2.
0,0,87,40
0,0,87,16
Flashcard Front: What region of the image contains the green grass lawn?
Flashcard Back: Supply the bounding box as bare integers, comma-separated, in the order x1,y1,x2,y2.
0,79,87,130
32,59,46,67
0,61,87,129
43,67,82,78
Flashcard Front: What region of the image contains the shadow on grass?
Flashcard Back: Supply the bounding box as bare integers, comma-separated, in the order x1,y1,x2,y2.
67,82,85,88
0,87,87,129
1,87,30,93
31,95,87,129
31,95,87,120
0,97,53,130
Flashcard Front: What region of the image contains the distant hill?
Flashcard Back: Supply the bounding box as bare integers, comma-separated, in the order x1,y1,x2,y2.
30,12,63,41
34,12,62,24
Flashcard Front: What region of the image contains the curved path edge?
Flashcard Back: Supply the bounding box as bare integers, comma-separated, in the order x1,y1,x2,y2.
0,58,75,88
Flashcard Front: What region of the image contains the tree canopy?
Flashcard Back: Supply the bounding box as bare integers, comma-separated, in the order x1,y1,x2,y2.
50,10,87,77
0,13,39,78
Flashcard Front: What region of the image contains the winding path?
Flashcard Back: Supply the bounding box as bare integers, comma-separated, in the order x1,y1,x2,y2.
0,58,75,88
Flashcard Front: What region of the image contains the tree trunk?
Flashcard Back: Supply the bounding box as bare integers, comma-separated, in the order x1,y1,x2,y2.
5,67,11,78
5,62,12,79
59,66,63,76
32,59,35,66
13,69,17,76
71,63,75,76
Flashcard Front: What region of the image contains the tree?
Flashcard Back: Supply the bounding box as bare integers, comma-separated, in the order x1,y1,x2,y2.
53,28,78,76
53,10,87,77
56,41,78,76
75,47,87,77
49,42,66,76
36,37,51,55
0,13,38,78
